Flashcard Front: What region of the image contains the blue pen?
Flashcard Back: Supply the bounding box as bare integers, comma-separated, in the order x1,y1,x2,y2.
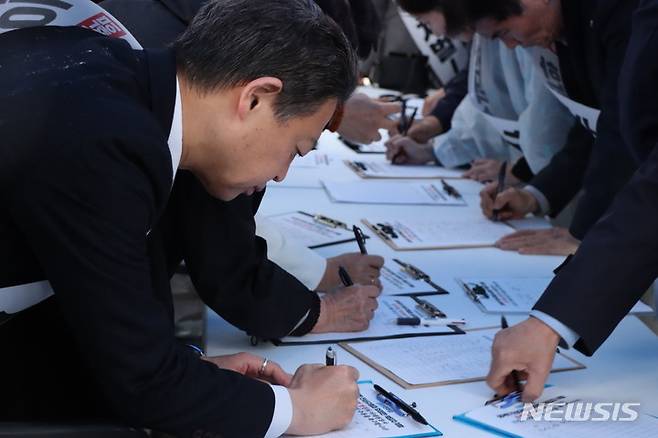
376,393,408,417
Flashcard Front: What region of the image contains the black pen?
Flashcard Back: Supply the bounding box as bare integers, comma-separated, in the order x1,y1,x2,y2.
325,346,336,366
492,161,507,222
352,225,368,255
399,99,408,134
403,107,418,136
392,107,419,164
501,316,522,393
338,266,354,287
373,384,428,425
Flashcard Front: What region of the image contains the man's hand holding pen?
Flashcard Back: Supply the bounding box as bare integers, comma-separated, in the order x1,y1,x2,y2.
479,183,540,221
312,282,381,333
287,364,360,435
205,354,360,436
385,135,435,165
318,253,384,291
487,317,560,403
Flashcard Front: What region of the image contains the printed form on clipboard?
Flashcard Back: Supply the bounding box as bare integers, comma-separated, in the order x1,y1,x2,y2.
272,293,464,345
458,277,655,315
341,328,584,389
323,180,467,206
381,258,448,296
266,211,364,249
362,216,515,250
344,160,463,179
454,386,658,438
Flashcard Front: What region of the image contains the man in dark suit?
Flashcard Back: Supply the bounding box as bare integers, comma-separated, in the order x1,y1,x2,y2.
464,0,646,401
99,0,385,342
476,0,639,257
485,0,658,403
0,1,362,436
619,0,658,163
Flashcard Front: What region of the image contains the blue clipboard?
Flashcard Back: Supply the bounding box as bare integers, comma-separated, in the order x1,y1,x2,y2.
357,380,443,438
452,385,553,437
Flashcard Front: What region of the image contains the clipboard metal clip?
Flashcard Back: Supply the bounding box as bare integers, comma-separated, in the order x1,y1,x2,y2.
472,284,490,298
461,281,489,303
412,296,447,319
346,160,368,173
299,211,349,230
394,258,429,280
440,179,462,199
374,223,399,240
393,259,445,292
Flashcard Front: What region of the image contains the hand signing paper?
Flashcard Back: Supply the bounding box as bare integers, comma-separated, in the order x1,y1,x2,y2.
487,317,560,402
385,135,435,165
480,183,539,221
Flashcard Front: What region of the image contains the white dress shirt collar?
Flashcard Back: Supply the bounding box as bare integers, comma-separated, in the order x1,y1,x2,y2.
167,76,183,181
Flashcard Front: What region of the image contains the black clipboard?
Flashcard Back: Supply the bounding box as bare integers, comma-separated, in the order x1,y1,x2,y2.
271,292,464,346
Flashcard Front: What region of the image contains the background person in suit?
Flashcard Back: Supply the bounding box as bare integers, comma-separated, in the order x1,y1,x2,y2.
0,0,363,436
385,0,573,186
474,0,640,257
100,0,385,342
464,0,652,402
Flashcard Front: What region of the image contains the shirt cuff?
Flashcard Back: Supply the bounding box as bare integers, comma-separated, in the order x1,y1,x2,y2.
256,215,328,289
523,185,551,215
289,309,311,335
264,385,293,438
530,310,580,347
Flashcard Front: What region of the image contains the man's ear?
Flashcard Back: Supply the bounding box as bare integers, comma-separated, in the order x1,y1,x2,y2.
237,77,283,119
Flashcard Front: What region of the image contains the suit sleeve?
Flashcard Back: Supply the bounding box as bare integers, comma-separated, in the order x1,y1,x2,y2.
430,68,468,132
9,132,277,437
527,123,593,217
533,144,658,356
170,171,320,340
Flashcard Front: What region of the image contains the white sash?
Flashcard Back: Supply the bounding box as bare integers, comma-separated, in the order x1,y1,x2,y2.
398,9,469,86
532,47,600,135
467,36,521,150
0,0,142,315
0,0,141,49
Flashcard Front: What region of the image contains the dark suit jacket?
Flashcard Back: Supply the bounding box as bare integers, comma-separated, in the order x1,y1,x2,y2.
534,0,658,357
528,0,639,239
101,0,322,339
619,0,658,162
0,26,276,437
161,173,321,339
533,145,658,356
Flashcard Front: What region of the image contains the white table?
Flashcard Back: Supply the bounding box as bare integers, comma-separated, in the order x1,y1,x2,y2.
205,132,658,437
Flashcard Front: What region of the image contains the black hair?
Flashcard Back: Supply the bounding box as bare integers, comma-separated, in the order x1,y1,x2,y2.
465,0,523,23
173,0,357,120
396,0,469,37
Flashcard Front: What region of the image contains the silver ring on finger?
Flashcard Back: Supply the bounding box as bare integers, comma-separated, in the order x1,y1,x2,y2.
259,357,269,375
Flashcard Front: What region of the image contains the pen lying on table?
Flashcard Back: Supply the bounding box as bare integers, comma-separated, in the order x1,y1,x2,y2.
374,384,428,425
396,317,466,326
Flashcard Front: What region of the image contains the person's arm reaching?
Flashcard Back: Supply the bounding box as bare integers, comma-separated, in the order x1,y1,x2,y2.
169,172,320,339
534,144,658,355
428,68,468,133
488,144,658,402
